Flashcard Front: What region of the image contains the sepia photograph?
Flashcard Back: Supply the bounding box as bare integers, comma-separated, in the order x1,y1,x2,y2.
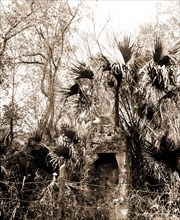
0,0,179,219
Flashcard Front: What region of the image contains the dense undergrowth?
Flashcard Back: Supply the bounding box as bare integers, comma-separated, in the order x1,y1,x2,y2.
0,1,179,218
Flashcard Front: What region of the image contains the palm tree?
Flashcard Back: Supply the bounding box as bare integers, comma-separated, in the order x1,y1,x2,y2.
60,34,180,219
120,36,180,187
95,35,180,188
99,36,134,127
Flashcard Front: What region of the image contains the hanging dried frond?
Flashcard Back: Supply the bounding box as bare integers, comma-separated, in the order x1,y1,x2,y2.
110,63,124,86
101,57,125,88
147,64,166,91
118,35,134,64
146,61,178,94
134,56,147,69
99,43,127,89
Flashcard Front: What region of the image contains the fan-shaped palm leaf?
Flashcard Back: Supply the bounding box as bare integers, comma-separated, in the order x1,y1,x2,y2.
62,83,82,98
71,62,94,80
153,35,163,63
118,35,134,64
61,127,79,144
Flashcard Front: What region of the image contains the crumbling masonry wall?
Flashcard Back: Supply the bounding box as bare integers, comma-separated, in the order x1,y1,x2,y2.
85,132,130,220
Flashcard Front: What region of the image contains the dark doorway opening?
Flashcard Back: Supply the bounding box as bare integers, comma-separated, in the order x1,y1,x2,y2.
93,153,119,186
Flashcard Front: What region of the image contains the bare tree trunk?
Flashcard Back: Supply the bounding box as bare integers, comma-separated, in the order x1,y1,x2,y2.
114,83,131,219
115,84,120,127
58,163,66,219
115,141,131,220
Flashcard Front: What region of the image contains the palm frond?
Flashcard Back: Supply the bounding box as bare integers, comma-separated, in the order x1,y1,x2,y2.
118,35,134,64
99,53,111,71
62,83,82,98
71,62,94,80
142,143,172,183
48,139,71,170
0,132,13,154
53,146,70,159
159,87,180,101
142,132,180,175
61,127,79,144
153,134,180,173
153,35,163,63
158,55,172,66
168,40,180,55
153,36,176,66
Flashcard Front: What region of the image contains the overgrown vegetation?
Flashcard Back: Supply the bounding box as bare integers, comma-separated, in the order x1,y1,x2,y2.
0,0,179,219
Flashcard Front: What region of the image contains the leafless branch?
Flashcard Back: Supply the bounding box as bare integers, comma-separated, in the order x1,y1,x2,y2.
21,53,47,61
17,61,44,65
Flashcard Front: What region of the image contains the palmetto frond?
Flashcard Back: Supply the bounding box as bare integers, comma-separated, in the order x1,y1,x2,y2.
61,127,79,144
153,36,179,66
49,138,71,170
62,85,94,119
168,40,180,58
138,102,156,121
101,42,125,65
143,134,180,181
53,146,70,159
71,61,94,80
61,83,82,98
153,35,163,63
142,149,171,182
157,56,172,67
62,83,92,110
118,35,134,64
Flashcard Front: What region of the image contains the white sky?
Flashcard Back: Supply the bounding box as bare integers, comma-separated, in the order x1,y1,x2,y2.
88,0,156,33
69,0,158,60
